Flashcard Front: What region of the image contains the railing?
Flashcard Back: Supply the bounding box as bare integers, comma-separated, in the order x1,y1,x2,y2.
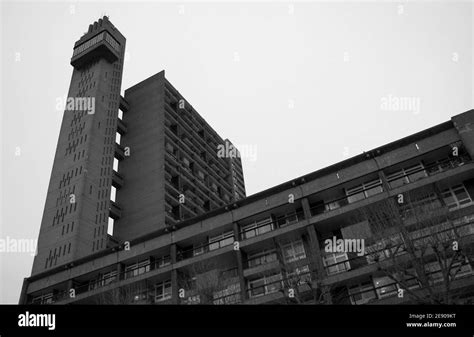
388,154,470,186
177,235,235,261
179,267,240,304
321,220,474,277
309,154,471,217
239,211,305,240
40,255,172,304
342,261,474,305
244,251,278,269
246,269,314,299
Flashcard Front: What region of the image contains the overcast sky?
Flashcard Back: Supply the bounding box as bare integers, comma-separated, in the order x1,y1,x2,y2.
1,1,473,304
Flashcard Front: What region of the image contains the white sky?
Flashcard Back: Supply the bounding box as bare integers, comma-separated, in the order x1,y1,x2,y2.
1,1,473,303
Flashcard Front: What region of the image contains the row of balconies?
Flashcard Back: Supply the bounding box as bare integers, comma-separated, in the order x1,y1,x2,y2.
164,105,231,177
164,126,233,194
309,152,471,217
27,142,474,304
28,206,474,305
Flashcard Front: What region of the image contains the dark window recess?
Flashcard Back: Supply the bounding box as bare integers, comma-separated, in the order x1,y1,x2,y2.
170,124,178,135
172,205,180,219
171,175,180,189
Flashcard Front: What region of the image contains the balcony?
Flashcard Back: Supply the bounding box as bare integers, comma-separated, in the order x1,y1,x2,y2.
176,234,235,262
309,154,471,217
119,96,129,113
114,143,125,161
239,211,305,241
117,118,127,135
112,170,124,189
45,255,172,304
320,217,474,279
109,201,122,220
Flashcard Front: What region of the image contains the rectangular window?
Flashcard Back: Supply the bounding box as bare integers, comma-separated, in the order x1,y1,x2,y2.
32,293,54,305
348,282,377,305
242,217,273,239
209,231,234,251
157,256,171,268
213,283,241,304
125,259,150,279
155,280,172,302
247,250,278,268
90,270,117,290
346,185,365,204
373,276,398,298
276,211,300,227
363,179,384,197
346,179,383,204
282,240,306,263
322,252,350,275
405,163,427,182
387,170,409,189
248,273,282,298
193,244,205,256
441,184,473,210
325,201,341,211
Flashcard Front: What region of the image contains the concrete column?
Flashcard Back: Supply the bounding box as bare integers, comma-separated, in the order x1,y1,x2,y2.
170,243,177,264
233,222,247,302
432,183,447,207
170,244,179,304
306,224,332,304
117,262,124,280
301,197,312,220
171,270,178,304
379,171,390,192
305,225,325,277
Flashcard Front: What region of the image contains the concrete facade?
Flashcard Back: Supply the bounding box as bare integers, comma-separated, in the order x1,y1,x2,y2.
31,17,126,276
22,107,474,305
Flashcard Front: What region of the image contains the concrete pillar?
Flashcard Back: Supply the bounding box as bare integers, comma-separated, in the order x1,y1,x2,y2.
301,197,312,220
233,222,247,302
306,223,332,304
117,262,124,280
379,171,390,192
170,244,178,304
171,270,178,304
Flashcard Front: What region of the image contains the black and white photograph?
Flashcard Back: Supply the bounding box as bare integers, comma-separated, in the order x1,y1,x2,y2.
1,0,474,334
